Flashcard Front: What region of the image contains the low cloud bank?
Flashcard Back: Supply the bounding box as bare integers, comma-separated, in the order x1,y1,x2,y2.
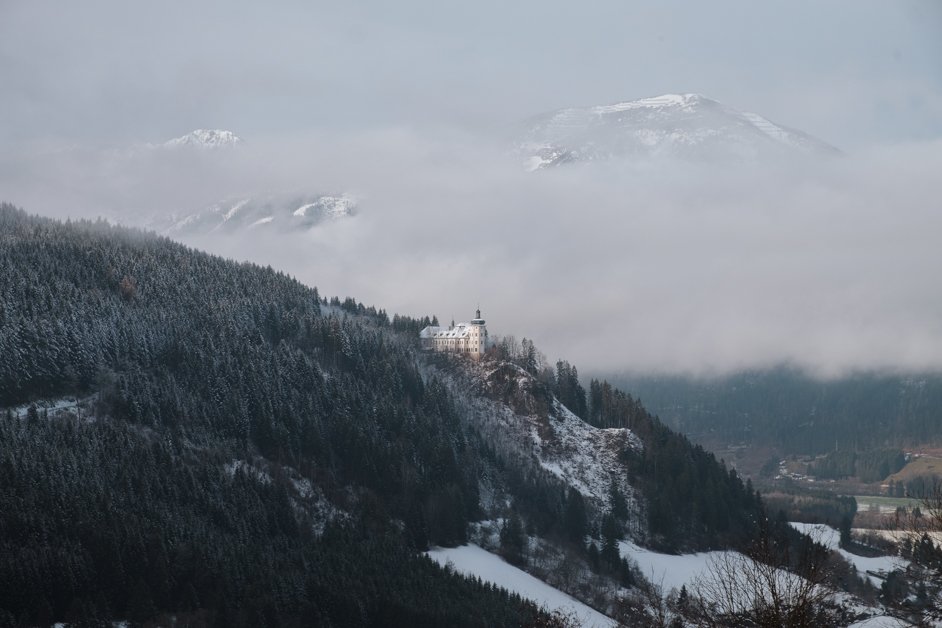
4,129,942,377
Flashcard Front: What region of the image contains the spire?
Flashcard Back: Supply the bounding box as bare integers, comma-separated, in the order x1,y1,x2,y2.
476,307,481,319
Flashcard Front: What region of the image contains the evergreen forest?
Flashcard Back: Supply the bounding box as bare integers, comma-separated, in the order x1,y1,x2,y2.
1,204,789,625
611,369,942,455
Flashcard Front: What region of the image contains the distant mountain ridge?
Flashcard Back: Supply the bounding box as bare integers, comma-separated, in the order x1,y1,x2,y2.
520,93,839,169
135,130,357,235
150,194,356,236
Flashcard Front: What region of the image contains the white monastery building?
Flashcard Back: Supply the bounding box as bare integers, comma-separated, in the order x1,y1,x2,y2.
420,309,488,359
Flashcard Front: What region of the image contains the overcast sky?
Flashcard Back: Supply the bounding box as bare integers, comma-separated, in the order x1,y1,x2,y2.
3,1,942,378
2,1,941,149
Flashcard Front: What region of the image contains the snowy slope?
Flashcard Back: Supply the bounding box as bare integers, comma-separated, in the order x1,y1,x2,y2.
618,539,905,626
789,522,908,587
520,93,839,169
446,360,645,535
427,544,617,628
535,399,641,504
429,358,909,625
847,617,913,628
618,539,741,593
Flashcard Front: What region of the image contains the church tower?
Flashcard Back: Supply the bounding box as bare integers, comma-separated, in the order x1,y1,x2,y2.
469,308,486,358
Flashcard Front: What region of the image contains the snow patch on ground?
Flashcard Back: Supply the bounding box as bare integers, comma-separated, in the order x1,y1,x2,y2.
293,203,318,217
620,534,908,626
618,540,740,593
7,397,80,418
248,215,273,227
222,198,250,222
290,475,346,535
4,395,97,422
847,616,914,627
427,544,617,627
223,459,273,484
222,459,344,535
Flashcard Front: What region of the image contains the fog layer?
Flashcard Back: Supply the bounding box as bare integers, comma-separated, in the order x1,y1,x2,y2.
4,130,940,377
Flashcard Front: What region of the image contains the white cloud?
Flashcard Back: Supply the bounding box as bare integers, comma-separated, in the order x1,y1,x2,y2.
11,128,937,377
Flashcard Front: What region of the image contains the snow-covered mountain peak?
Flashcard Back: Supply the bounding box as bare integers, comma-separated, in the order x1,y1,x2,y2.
520,93,838,169
586,92,708,115
292,195,355,220
163,129,243,149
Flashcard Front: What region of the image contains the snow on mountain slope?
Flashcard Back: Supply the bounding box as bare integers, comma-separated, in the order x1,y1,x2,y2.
435,359,645,537
291,195,356,220
520,93,839,169
535,399,640,503
162,129,243,149
427,544,617,627
152,194,356,235
480,362,642,507
423,356,909,624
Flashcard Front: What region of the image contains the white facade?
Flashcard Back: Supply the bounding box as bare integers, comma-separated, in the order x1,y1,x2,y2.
420,310,488,359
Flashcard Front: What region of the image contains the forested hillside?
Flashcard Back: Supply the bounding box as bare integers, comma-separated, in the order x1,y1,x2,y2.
0,204,546,626
609,369,942,455
1,204,780,625
466,353,766,553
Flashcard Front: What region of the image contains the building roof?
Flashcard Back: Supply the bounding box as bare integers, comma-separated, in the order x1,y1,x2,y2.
420,323,479,339
419,326,441,339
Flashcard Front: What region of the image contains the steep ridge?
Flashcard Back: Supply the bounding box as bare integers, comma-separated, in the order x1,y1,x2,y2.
432,359,645,537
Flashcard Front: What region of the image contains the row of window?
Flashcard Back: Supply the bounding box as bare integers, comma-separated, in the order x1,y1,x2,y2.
431,339,484,351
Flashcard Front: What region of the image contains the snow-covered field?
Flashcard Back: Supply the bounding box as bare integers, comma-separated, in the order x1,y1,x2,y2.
426,544,617,628
620,537,911,627
618,540,740,593
619,523,908,595
789,522,908,587
847,617,913,628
